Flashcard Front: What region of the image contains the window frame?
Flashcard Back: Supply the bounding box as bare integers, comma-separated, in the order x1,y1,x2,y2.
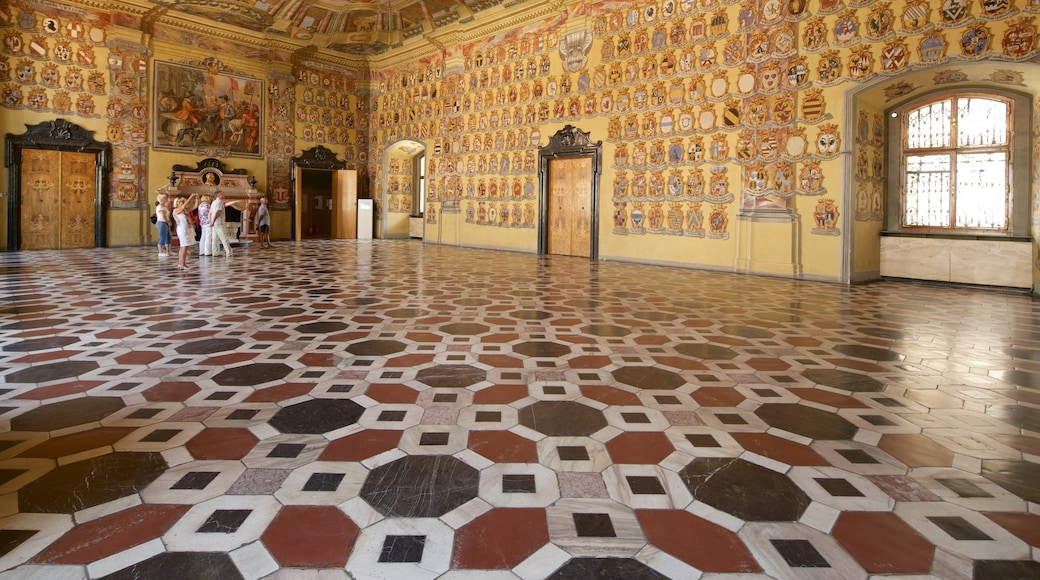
899,92,1012,234
885,87,1030,238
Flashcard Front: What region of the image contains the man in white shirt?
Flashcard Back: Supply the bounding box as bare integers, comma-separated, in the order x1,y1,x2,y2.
209,190,235,257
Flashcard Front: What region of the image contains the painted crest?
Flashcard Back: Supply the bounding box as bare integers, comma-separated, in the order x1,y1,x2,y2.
3,83,23,107
773,160,794,192
15,59,35,83
53,40,71,63
800,159,823,191
918,32,948,62
686,169,705,197
786,57,809,87
881,40,909,72
26,87,46,110
1002,17,1036,58
817,50,842,83
813,199,840,231
75,93,95,115
51,89,71,112
723,98,742,126
710,166,729,198
28,35,48,59
816,123,841,156
759,129,781,159
106,122,123,142
736,130,756,161
961,23,991,57
867,3,895,39
772,25,796,55
980,0,1012,19
708,204,729,238
759,63,782,91
39,63,58,87
803,17,828,51
746,95,768,126
834,10,860,44
902,1,931,31
773,93,795,124
801,88,826,121
939,0,970,25
710,134,728,161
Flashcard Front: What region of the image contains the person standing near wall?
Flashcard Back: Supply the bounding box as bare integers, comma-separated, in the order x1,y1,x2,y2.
173,194,199,270
155,193,171,257
209,190,241,257
254,196,271,248
197,194,213,257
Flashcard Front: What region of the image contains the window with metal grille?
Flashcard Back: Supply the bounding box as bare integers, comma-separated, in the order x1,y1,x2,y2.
901,95,1011,232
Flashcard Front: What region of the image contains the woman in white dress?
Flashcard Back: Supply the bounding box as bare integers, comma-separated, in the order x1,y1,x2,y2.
172,194,199,270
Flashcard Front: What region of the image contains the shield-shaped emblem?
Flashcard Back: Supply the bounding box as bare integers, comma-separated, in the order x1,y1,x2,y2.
106,123,123,142
940,0,969,24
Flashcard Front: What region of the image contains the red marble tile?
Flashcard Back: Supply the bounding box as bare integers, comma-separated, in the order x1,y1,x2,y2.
170,330,220,340
452,508,549,569
12,329,64,339
633,335,671,345
984,512,1040,547
115,351,164,365
991,434,1040,457
476,354,524,368
261,505,359,568
692,387,746,407
185,428,259,460
731,433,830,466
877,434,955,467
785,336,822,347
169,407,217,422
142,381,200,402
352,315,382,324
32,504,190,564
328,331,369,342
652,355,707,370
468,430,538,463
246,382,314,402
16,380,104,400
636,509,760,573
12,350,83,364
746,358,790,371
789,388,869,409
606,432,675,464
680,319,714,328
833,512,934,574
567,355,613,369
580,386,642,406
320,429,402,461
473,385,528,405
298,353,335,367
82,313,117,321
557,334,597,345
19,427,135,458
366,384,420,404
405,332,442,342
481,332,520,343
868,475,941,502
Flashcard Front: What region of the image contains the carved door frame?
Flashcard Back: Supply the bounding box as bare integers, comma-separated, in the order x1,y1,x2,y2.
4,119,111,251
537,125,603,258
291,145,346,241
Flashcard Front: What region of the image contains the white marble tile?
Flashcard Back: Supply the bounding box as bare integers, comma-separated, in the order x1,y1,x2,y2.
478,462,561,508
86,537,164,578
0,513,73,571
546,498,646,557
895,501,1030,560
274,461,368,506
345,517,454,580
536,436,611,473
739,521,868,580
231,539,280,580
788,466,895,512
512,543,571,580
163,494,281,552
601,464,693,510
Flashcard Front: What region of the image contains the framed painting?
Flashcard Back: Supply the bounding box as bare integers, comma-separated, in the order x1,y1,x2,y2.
152,60,263,158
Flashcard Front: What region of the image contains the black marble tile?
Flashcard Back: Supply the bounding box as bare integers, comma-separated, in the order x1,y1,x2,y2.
345,339,406,356
834,344,904,361
513,341,572,358
11,397,124,432
439,323,491,335
861,414,898,426
198,509,252,533
719,325,774,339
542,386,567,395
5,360,100,385
172,472,220,490
686,434,721,447
988,405,1040,433
582,324,632,337
573,513,616,537
981,460,1040,504
303,472,345,492
675,343,739,360
756,404,858,440
519,401,607,437
378,535,426,563
621,412,651,424
19,452,167,513
626,476,666,495
141,429,181,443
973,560,1040,580
475,411,501,422
802,368,885,393
148,320,207,333
378,410,406,422
175,339,245,355
612,366,686,390
716,413,748,425
99,552,245,580
213,363,292,387
0,529,37,558
654,395,681,405
679,458,810,522
420,432,450,446
127,408,163,420
814,478,864,497
928,516,991,541
296,321,349,334
269,399,364,434
227,409,259,420
549,558,670,579
0,469,27,486
837,449,880,464
936,478,993,498
267,443,306,458
415,364,487,388
2,336,78,352
433,393,458,403
990,370,1040,390
557,446,590,461
502,474,536,493
771,539,830,568
361,455,479,517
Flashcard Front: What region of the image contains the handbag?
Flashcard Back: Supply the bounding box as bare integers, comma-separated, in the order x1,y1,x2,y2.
150,214,157,224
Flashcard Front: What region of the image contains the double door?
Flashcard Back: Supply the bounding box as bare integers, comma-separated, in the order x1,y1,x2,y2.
546,156,593,257
20,149,96,250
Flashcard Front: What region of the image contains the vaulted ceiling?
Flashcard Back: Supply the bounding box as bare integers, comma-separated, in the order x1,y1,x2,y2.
153,0,538,57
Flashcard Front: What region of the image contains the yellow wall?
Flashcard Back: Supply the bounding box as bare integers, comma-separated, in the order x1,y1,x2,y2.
2,0,1037,289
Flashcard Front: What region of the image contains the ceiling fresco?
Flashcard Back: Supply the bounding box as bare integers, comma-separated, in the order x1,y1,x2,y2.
156,0,521,56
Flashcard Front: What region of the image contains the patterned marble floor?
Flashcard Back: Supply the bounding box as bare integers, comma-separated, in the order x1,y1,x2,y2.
0,240,1038,580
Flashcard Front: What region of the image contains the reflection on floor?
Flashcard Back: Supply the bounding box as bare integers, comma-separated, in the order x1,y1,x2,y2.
0,240,1038,580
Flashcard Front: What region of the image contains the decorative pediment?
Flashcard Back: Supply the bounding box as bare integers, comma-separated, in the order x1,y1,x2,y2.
543,125,600,152
293,145,346,170
6,118,109,161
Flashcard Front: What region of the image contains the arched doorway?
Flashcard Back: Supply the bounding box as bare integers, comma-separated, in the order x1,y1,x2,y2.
5,119,111,251
380,140,426,239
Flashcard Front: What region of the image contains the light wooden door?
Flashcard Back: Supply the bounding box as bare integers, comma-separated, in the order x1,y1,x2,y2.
333,169,358,239
547,157,593,257
20,149,96,250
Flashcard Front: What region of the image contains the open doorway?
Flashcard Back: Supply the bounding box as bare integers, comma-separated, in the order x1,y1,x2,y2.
381,140,426,239
300,170,333,239
291,145,358,241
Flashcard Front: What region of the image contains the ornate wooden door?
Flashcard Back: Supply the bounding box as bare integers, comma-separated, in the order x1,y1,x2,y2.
547,156,593,257
19,149,96,250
